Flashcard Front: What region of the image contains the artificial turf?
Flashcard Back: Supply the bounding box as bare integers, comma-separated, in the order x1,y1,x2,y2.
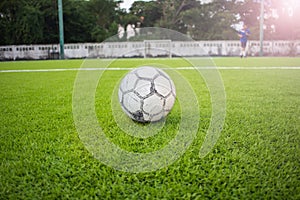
0,57,299,199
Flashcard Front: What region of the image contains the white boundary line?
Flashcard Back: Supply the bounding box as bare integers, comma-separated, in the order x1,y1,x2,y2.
1,66,300,73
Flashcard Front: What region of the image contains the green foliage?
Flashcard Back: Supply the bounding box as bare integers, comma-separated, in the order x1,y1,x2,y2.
1,0,300,44
129,1,162,27
0,58,300,199
156,0,199,33
0,0,119,45
62,0,92,43
0,0,56,44
183,1,238,40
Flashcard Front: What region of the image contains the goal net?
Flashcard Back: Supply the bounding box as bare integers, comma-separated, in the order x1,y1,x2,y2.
144,40,172,58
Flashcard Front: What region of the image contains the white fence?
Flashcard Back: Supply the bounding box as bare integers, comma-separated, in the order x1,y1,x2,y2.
0,40,299,60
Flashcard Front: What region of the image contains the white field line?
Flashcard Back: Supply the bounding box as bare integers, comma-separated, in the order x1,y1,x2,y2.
1,66,300,73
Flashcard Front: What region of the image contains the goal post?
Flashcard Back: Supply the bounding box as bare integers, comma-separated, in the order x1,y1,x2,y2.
143,40,172,58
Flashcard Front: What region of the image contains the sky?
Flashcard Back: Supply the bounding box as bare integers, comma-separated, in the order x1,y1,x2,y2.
119,0,151,11
119,0,212,11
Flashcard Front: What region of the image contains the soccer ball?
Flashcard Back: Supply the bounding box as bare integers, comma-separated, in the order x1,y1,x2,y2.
118,66,176,122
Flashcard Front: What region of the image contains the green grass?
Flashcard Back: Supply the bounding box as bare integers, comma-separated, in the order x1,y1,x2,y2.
0,57,299,199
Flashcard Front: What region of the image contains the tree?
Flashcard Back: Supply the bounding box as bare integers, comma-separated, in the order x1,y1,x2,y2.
87,0,119,42
40,0,60,44
129,1,162,27
1,0,299,45
0,0,44,44
156,0,199,33
182,0,238,40
61,0,102,43
0,0,119,45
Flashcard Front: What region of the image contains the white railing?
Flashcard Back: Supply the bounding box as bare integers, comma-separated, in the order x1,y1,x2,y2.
0,40,299,60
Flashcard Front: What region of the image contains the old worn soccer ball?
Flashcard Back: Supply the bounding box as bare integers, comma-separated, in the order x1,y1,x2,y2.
118,66,176,122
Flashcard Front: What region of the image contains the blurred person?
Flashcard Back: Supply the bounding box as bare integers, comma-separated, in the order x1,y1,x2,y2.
238,24,251,58
118,24,125,39
126,24,135,40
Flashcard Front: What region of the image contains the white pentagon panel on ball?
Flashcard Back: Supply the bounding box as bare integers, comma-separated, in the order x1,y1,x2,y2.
119,72,138,92
122,92,141,115
151,113,165,122
134,79,152,98
142,113,151,122
136,67,159,79
154,75,172,97
143,94,164,116
164,93,176,112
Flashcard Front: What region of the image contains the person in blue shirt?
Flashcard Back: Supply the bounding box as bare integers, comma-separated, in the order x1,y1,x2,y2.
238,24,251,58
